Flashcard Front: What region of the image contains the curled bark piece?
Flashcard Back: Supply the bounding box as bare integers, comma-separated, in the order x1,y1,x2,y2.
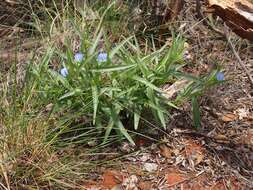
208,0,253,41
161,79,190,99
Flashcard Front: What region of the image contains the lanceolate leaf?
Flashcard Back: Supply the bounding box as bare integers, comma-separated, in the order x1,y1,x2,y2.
110,108,135,145
117,119,135,145
192,96,201,128
109,36,133,59
92,64,136,73
132,76,163,93
92,84,98,125
103,119,114,144
134,110,141,130
59,91,76,100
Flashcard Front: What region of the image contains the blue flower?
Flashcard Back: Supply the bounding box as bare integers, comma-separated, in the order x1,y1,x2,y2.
97,52,108,63
216,72,225,81
74,53,84,62
60,67,68,77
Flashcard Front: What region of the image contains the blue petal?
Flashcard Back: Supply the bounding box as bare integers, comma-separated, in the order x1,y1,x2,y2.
97,52,108,63
216,72,225,81
74,53,84,62
60,67,68,77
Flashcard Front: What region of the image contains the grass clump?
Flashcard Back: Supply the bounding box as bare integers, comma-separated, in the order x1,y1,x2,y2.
0,82,76,189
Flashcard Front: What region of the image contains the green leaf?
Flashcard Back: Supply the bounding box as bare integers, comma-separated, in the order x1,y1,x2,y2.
92,64,136,73
166,101,179,109
192,96,201,128
89,29,103,55
146,88,167,129
132,76,163,93
137,59,150,78
92,84,98,125
103,119,114,144
134,111,141,130
109,36,133,59
148,101,167,129
95,2,115,35
48,70,70,89
156,35,185,71
156,106,166,129
110,108,135,145
59,91,76,100
117,119,135,145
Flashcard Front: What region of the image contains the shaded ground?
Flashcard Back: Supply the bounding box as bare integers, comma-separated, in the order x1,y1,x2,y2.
80,56,253,189
80,72,253,189
0,0,252,189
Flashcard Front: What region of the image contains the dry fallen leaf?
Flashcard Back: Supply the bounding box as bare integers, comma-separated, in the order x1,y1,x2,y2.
138,181,153,190
45,103,53,112
211,177,240,190
194,152,205,166
111,185,121,190
221,113,238,122
210,180,226,190
139,153,151,162
162,79,190,99
143,163,158,173
166,172,187,187
214,134,229,143
102,170,123,189
119,141,134,153
236,108,250,120
82,180,100,190
159,144,172,159
239,129,253,147
122,175,138,190
184,140,205,166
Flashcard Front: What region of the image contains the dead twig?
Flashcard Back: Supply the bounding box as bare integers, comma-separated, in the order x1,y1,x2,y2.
193,0,253,87
198,17,253,87
224,27,253,88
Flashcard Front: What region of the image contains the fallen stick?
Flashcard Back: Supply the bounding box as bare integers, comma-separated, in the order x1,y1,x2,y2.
224,26,253,87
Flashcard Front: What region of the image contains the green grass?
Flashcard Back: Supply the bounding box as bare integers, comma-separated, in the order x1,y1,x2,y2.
0,1,224,189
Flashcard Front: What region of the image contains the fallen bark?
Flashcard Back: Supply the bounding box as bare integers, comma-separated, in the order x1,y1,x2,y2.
208,0,253,41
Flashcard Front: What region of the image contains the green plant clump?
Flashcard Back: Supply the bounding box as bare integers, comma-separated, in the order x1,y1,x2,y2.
31,28,223,146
